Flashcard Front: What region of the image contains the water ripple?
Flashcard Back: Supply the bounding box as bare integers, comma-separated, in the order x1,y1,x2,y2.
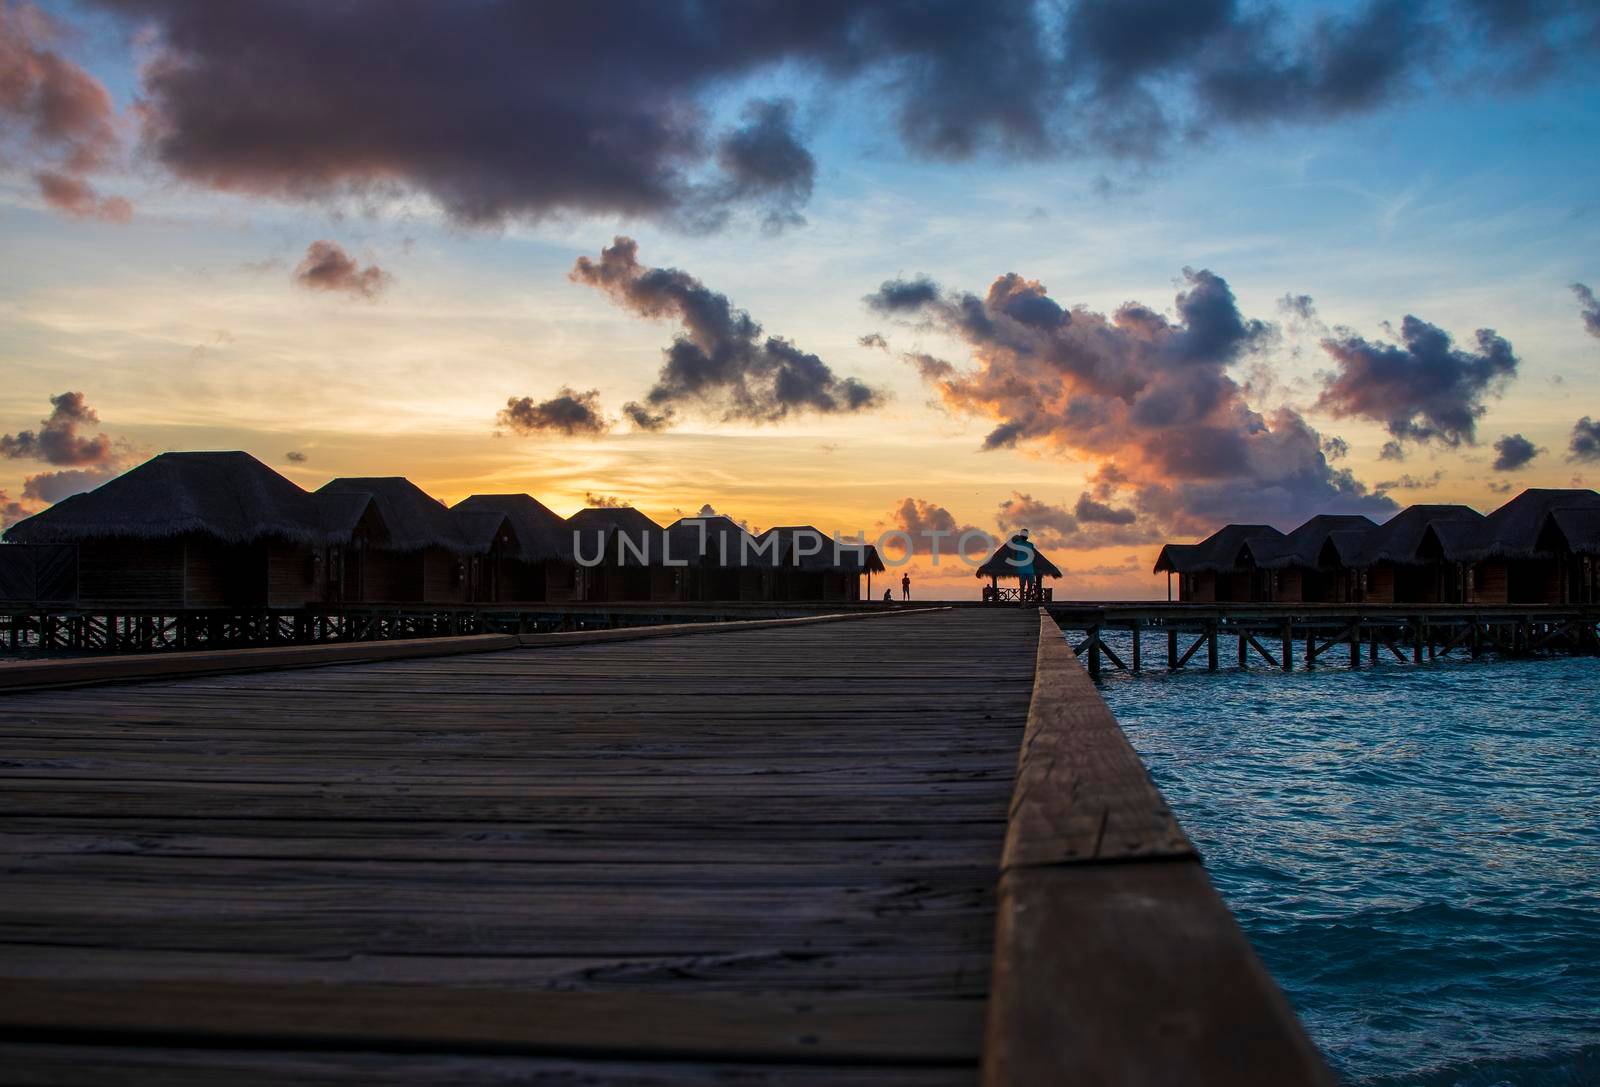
1098,645,1600,1086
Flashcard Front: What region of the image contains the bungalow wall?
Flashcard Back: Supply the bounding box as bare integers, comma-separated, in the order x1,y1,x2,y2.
422,548,467,605
267,540,324,608
1277,569,1304,603
77,539,183,606
356,550,433,603
1184,572,1215,603
1506,558,1563,604
1363,563,1396,604
1470,560,1508,604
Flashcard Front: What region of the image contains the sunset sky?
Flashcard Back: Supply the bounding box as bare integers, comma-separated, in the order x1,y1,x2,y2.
3,0,1599,597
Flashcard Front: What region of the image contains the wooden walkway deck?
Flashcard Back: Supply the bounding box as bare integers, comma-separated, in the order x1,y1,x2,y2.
0,609,1036,1083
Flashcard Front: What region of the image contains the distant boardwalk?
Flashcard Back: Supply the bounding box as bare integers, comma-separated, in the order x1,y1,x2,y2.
0,609,1032,1082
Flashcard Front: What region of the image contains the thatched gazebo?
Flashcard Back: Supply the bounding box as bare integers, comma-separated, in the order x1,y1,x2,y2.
977,534,1062,604
452,494,573,602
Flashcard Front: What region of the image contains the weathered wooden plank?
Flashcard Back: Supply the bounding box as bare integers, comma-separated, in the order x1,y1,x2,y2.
0,1043,976,1086
0,978,983,1065
981,862,1335,1086
1002,612,1192,868
0,608,1038,1082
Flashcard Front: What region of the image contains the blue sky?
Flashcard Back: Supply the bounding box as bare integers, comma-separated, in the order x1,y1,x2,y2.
3,0,1599,596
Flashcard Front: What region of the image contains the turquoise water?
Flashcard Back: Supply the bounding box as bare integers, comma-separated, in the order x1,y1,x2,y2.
1096,643,1600,1086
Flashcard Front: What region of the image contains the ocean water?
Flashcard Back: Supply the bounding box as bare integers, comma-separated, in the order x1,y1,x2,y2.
1094,637,1600,1087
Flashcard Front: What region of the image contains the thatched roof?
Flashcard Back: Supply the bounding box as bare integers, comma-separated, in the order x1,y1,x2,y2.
756,525,885,573
565,506,663,566
318,477,482,554
1320,527,1370,568
453,494,568,562
1152,524,1283,574
1239,514,1378,570
1353,504,1482,567
666,515,756,567
2,451,343,547
313,490,387,542
451,509,517,554
1433,488,1600,563
1542,506,1600,556
977,535,1063,579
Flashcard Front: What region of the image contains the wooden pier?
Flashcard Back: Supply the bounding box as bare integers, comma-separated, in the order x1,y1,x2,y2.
0,608,1330,1084
1050,602,1600,678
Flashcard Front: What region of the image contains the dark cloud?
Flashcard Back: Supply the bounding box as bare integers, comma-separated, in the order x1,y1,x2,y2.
1491,432,1542,471
34,169,132,221
1376,469,1443,490
1,391,115,467
583,491,627,508
865,276,944,314
1322,436,1350,460
293,241,390,299
1073,493,1137,525
877,265,1392,533
285,450,308,463
21,466,119,503
573,236,880,427
0,3,130,220
1,391,128,506
997,491,1161,550
1,488,32,529
497,387,611,438
882,497,993,558
715,98,814,233
1571,416,1600,463
1317,315,1518,449
904,352,956,382
1573,282,1600,339
14,0,1590,232
858,332,888,350
1279,293,1317,320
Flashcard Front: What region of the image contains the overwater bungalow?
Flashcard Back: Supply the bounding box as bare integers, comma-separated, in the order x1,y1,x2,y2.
2,451,380,608
757,525,885,601
1236,514,1379,603
565,506,675,602
666,515,767,602
451,494,576,602
976,535,1063,602
1537,506,1600,604
1152,524,1285,602
317,477,513,604
1426,489,1600,604
1353,504,1483,604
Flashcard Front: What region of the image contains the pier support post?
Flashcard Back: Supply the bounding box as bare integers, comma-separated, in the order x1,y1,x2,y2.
1369,626,1378,665
1237,629,1247,669
1206,623,1218,672
1130,625,1141,674
1282,622,1293,671
1168,628,1178,672
1349,623,1360,668
1305,626,1316,668
1087,625,1102,680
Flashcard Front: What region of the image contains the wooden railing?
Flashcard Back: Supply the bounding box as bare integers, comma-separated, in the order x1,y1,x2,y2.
982,610,1336,1085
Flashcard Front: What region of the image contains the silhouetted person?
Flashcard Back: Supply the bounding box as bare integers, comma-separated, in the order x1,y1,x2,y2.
1011,530,1036,604
883,588,893,604
901,573,911,601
